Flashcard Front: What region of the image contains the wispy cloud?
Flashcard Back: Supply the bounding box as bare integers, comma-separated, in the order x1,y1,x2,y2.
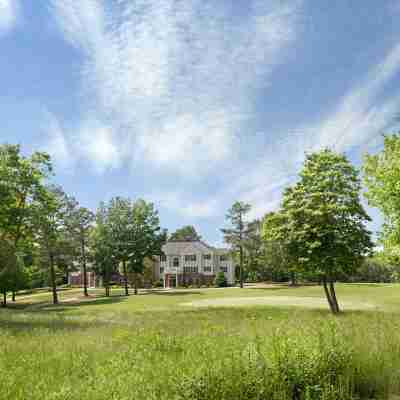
41,110,74,170
145,191,220,218
51,0,302,174
208,42,400,221
0,0,19,35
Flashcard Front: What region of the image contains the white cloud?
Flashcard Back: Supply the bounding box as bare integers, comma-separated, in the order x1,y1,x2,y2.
146,191,220,219
0,0,18,35
41,110,74,170
209,42,400,221
51,0,302,174
76,119,121,173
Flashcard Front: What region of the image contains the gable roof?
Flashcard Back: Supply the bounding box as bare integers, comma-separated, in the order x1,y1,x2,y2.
162,240,214,255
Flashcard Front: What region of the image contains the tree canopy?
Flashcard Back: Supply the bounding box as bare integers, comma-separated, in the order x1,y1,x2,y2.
170,225,201,241
265,149,373,313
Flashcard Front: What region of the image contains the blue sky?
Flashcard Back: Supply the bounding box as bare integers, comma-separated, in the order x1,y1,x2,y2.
1,0,400,246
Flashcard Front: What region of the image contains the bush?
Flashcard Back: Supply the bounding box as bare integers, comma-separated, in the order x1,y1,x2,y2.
214,272,228,287
153,280,163,288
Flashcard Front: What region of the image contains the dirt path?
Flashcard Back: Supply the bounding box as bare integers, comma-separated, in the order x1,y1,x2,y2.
182,296,378,311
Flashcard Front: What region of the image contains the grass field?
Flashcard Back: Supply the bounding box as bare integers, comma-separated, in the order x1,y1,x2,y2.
1,284,400,399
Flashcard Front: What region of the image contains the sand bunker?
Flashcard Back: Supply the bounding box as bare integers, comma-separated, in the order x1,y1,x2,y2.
182,296,378,311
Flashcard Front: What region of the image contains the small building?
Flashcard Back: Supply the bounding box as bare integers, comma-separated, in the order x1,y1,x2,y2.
155,240,235,288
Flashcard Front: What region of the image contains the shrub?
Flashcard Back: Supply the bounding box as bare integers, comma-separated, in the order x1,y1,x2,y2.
214,272,228,287
153,280,163,288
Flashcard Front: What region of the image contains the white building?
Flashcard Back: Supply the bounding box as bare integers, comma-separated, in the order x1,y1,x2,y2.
155,240,235,288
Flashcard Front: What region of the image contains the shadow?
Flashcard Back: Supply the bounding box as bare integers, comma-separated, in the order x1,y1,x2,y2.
2,295,127,313
145,290,203,296
246,286,304,291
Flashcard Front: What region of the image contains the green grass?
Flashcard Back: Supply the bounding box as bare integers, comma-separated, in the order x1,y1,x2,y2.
1,284,400,399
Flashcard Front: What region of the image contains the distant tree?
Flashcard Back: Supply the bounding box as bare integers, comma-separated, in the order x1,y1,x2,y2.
63,196,94,296
0,239,16,307
276,150,373,313
103,198,166,296
170,225,201,241
106,197,133,296
221,201,253,288
91,203,117,297
364,134,400,263
34,186,68,305
126,199,166,295
0,144,52,301
242,219,264,281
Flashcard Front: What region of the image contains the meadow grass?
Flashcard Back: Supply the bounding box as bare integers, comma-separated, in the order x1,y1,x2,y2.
1,284,400,399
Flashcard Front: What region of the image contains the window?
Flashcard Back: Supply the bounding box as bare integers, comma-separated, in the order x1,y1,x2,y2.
203,254,211,260
160,254,167,262
160,267,164,274
220,266,228,273
203,266,212,272
185,254,196,262
184,266,198,273
220,255,228,262
173,257,179,267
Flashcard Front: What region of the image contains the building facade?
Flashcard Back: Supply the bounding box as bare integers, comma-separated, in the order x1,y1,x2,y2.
154,240,235,288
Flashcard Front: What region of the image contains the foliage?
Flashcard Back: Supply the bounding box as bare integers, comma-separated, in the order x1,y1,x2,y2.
364,134,400,263
268,150,373,313
221,201,253,288
214,271,228,287
92,198,166,295
170,225,201,241
63,195,94,296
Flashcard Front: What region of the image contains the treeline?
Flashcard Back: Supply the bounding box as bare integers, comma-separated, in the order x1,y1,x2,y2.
0,144,166,307
221,136,400,313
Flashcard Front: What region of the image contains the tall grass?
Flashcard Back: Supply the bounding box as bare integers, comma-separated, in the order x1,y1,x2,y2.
1,306,400,399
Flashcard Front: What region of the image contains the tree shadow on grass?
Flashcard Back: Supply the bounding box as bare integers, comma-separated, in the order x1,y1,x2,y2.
145,290,204,296
2,295,127,313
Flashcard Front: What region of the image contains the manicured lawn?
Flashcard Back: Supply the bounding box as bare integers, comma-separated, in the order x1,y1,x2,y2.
1,284,400,399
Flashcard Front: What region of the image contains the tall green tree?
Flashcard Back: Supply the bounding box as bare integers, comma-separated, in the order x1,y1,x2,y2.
106,197,133,296
0,144,52,301
242,219,264,282
364,134,400,261
91,203,117,297
170,225,201,241
64,196,94,296
221,201,253,288
277,149,373,313
126,199,166,294
34,186,68,305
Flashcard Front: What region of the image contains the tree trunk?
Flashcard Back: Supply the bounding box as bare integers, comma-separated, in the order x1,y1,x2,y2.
123,260,129,296
289,271,297,286
49,253,58,305
322,276,335,313
329,280,340,313
1,292,6,308
12,291,16,302
105,284,110,297
134,274,138,295
239,245,244,289
322,276,339,314
81,237,88,297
